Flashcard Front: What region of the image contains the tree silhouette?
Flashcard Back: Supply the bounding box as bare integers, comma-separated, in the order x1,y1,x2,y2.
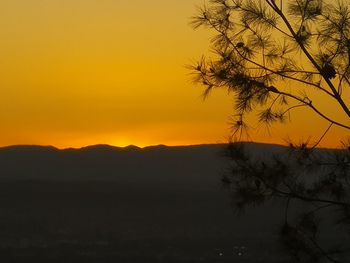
190,0,350,262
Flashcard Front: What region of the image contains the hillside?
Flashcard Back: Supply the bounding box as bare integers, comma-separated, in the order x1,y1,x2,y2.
0,143,338,262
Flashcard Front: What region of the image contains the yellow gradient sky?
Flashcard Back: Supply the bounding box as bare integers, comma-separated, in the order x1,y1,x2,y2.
0,0,348,148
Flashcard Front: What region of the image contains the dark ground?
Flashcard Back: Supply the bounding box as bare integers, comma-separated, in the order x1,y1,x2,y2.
0,143,344,262
0,180,288,262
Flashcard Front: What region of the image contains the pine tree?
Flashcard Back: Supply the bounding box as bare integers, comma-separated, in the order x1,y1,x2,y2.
190,1,350,261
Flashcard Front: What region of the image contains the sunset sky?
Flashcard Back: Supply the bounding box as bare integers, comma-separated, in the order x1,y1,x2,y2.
0,0,348,148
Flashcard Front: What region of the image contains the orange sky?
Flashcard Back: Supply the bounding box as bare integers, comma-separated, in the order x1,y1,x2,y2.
0,0,348,148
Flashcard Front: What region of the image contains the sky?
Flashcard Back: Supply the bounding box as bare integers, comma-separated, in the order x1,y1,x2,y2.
0,0,348,148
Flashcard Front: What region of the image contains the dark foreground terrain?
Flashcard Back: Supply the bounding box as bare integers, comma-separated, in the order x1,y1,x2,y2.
0,143,345,262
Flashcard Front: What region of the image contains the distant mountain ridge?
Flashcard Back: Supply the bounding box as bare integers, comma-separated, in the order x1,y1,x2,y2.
0,142,295,183
0,143,227,182
0,141,347,262
0,143,223,151
0,141,289,152
0,142,281,241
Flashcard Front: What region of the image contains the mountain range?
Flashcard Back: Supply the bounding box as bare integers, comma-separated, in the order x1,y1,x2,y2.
0,143,343,262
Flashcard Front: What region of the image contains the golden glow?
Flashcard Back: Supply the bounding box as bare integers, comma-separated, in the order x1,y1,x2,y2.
0,0,347,149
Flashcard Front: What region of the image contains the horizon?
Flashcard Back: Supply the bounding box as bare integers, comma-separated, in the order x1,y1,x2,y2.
0,140,341,151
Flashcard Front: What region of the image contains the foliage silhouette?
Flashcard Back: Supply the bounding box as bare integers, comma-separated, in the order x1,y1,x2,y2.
190,0,350,262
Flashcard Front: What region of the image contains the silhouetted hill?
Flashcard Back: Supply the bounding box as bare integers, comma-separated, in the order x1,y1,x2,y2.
0,143,345,262
0,143,229,183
